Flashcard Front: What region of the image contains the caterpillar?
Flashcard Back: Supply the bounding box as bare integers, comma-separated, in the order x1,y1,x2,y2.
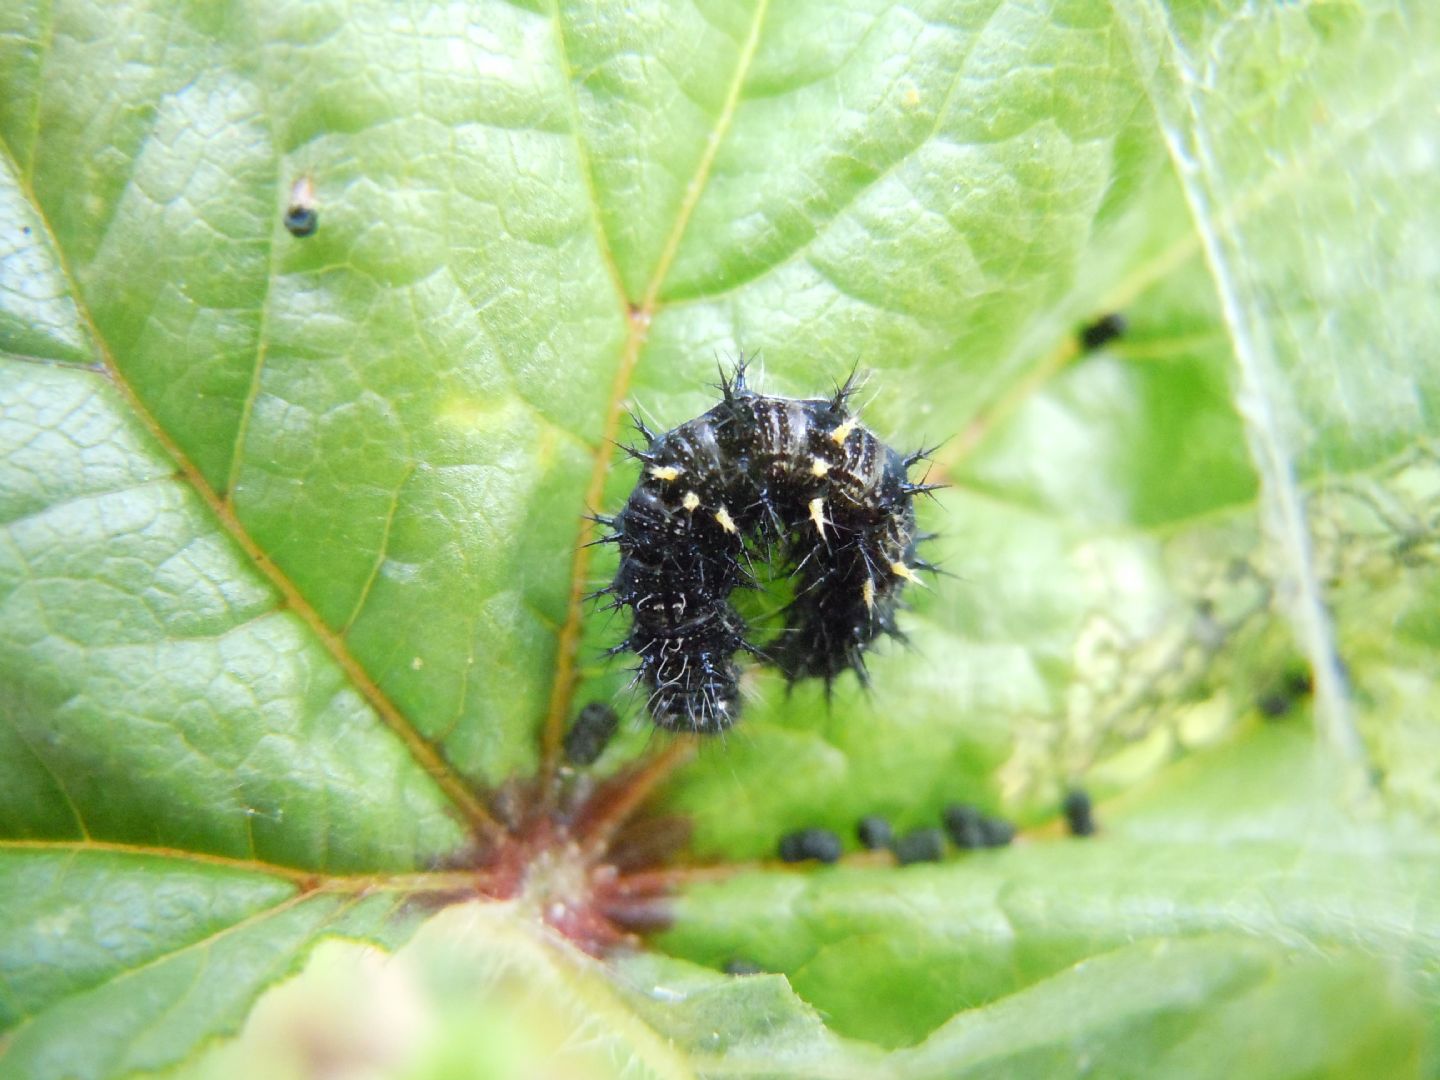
592,363,936,734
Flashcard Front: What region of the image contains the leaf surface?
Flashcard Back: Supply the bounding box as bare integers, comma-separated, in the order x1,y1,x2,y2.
1,0,1437,1076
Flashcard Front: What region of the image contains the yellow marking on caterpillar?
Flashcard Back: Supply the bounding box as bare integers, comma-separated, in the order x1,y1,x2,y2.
862,577,875,611
809,497,828,537
829,418,858,445
890,561,923,585
810,457,830,477
714,506,737,534
649,465,681,481
681,491,701,511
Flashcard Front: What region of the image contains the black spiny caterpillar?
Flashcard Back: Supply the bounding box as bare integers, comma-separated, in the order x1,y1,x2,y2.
592,363,936,734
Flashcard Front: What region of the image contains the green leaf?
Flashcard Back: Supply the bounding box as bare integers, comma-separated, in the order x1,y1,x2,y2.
2,0,1438,1076
660,725,1440,1047
0,851,415,1078
0,361,466,869
182,905,1430,1080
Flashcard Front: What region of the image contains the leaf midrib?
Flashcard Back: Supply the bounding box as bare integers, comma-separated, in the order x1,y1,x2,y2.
536,0,775,791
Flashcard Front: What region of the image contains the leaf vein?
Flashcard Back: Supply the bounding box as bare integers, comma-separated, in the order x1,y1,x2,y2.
548,0,632,307
662,0,1002,308
0,131,506,845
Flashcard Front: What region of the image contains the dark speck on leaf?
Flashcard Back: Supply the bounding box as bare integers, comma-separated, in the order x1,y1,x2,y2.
944,803,1014,848
892,827,946,865
942,804,984,849
978,816,1015,848
1063,790,1097,837
724,958,764,976
1257,665,1314,719
1079,312,1128,352
564,702,620,766
284,206,318,238
284,176,319,238
856,815,893,850
1256,691,1288,718
778,827,842,864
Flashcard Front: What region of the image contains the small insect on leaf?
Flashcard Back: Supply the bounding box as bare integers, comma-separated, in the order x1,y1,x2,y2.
284,176,319,238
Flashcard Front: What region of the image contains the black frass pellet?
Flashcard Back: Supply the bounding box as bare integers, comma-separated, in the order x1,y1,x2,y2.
778,828,843,864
